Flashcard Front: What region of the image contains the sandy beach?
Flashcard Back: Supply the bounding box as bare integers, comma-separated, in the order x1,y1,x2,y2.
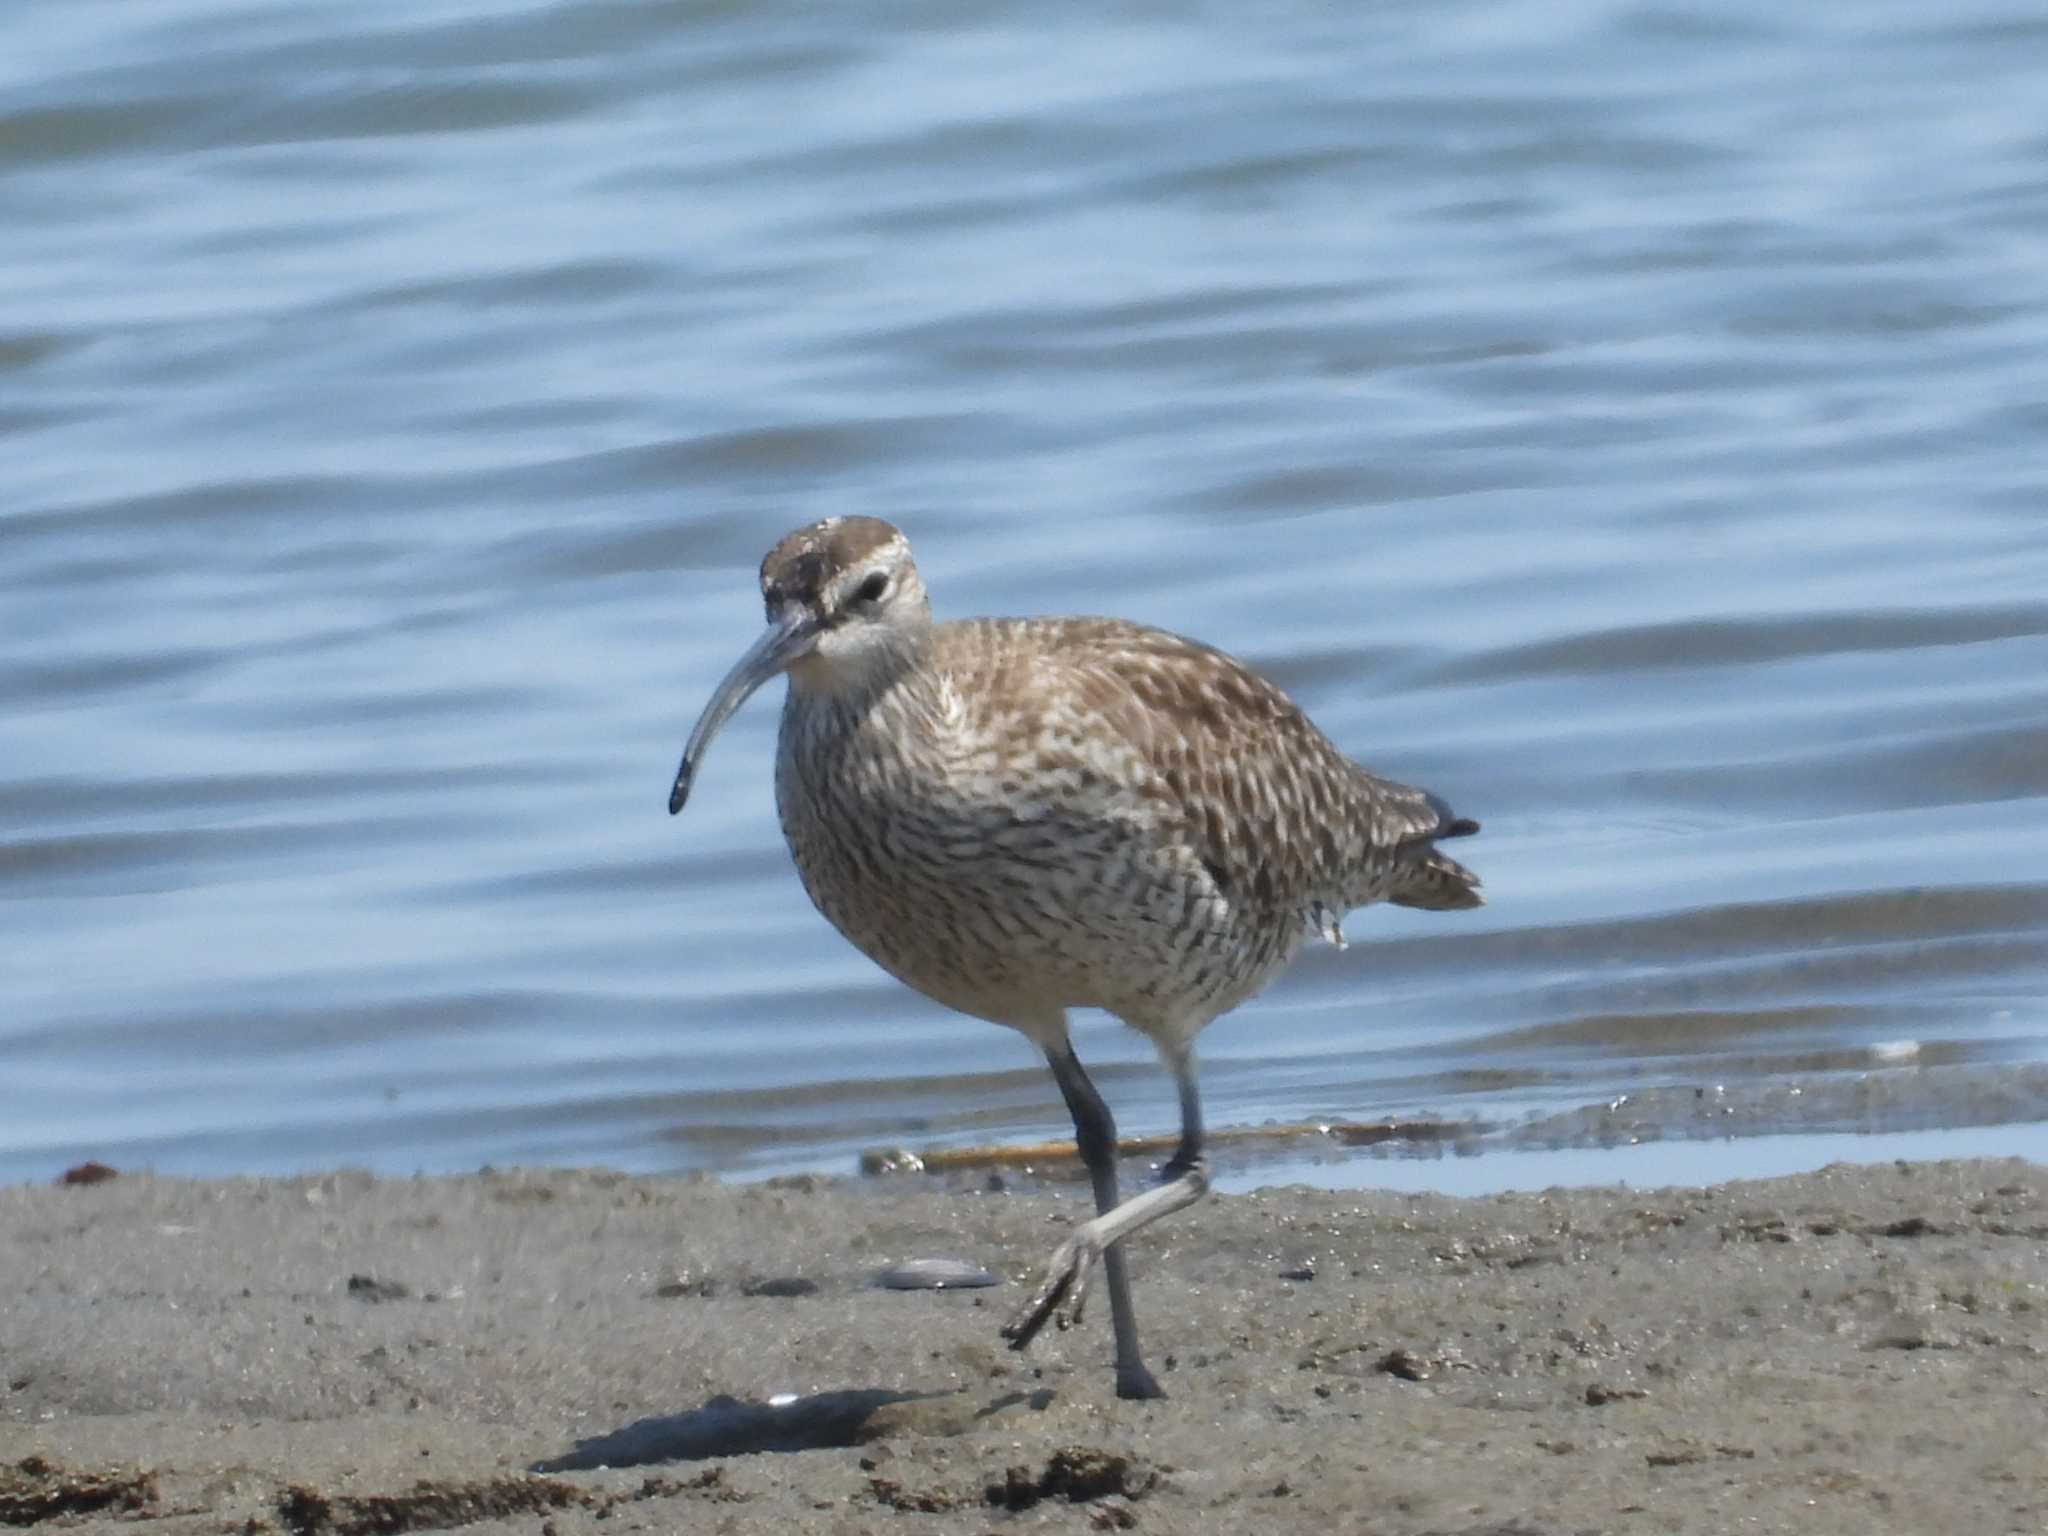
4,1157,2043,1534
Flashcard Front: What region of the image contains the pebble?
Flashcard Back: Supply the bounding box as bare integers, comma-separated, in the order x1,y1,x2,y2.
742,1276,820,1298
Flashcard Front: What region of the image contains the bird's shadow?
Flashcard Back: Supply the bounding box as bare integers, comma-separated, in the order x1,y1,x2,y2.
534,1387,945,1472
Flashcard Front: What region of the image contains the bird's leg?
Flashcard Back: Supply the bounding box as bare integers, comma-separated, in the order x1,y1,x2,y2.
1159,1045,1204,1182
1002,1042,1163,1397
1002,1043,1210,1401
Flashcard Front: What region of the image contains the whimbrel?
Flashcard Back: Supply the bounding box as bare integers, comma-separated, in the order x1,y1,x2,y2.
668,517,1481,1400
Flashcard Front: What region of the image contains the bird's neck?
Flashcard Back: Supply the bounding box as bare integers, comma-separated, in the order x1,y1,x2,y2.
785,624,934,713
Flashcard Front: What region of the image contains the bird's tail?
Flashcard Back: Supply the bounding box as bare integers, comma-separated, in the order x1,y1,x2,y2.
1391,808,1483,911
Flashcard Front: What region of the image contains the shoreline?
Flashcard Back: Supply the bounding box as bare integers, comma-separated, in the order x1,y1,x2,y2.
16,1057,2047,1199
5,1157,2044,1533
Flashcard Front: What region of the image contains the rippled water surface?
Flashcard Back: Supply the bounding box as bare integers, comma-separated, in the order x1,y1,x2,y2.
5,0,2046,1187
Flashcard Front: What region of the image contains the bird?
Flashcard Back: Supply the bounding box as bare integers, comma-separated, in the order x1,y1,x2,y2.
667,516,1480,1400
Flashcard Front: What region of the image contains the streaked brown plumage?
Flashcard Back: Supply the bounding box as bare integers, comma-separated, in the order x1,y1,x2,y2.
669,516,1480,1400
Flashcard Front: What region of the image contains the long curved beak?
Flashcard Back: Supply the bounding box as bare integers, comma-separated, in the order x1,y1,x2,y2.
668,606,819,815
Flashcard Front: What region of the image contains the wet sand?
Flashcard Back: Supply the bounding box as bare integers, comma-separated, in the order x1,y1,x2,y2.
4,1158,2043,1534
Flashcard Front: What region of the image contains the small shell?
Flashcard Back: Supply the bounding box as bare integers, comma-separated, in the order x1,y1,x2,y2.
859,1147,927,1176
873,1258,1000,1291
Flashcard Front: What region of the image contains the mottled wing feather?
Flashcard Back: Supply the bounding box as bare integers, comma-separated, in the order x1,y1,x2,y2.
956,618,1478,924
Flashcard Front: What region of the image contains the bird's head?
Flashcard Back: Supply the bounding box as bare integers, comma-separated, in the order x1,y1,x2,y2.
668,516,929,815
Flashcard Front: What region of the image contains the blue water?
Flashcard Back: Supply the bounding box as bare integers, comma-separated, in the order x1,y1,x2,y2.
4,0,2046,1187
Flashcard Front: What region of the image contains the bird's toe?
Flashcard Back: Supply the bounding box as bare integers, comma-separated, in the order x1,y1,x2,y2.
1001,1234,1099,1351
1001,1265,1070,1350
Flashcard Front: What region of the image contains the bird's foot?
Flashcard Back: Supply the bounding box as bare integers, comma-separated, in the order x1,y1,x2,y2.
1156,1146,1200,1184
1115,1359,1167,1401
1000,1231,1101,1351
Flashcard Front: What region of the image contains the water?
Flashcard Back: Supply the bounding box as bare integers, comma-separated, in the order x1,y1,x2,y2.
4,0,2045,1190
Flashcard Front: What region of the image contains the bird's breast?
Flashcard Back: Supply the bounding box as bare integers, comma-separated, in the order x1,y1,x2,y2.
770,683,1271,1025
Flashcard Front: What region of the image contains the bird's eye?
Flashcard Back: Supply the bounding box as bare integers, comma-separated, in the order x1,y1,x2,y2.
854,572,889,605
